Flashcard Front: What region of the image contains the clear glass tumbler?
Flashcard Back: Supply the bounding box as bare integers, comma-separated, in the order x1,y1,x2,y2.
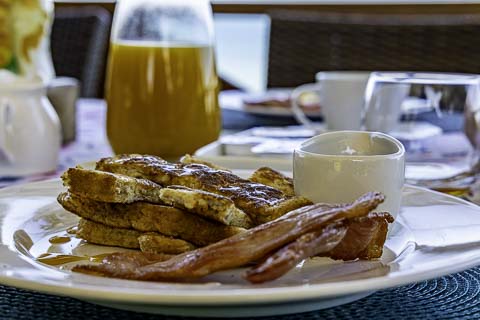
363,72,480,188
106,0,221,158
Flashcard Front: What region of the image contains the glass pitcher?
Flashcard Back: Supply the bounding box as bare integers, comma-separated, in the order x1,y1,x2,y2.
363,72,480,189
106,0,221,158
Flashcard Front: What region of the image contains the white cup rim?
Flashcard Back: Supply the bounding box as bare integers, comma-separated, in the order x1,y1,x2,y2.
296,130,405,160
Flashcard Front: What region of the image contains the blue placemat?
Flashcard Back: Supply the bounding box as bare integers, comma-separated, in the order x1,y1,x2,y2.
1,266,479,319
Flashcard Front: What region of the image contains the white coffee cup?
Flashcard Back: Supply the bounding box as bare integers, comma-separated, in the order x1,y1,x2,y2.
291,71,371,131
293,131,405,218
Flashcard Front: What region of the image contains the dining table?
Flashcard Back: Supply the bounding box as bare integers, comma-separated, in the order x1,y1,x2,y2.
1,98,480,319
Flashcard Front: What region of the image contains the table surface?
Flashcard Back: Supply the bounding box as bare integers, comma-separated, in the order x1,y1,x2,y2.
1,98,480,319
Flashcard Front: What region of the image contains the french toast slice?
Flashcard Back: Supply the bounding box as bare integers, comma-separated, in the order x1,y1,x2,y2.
77,219,195,254
58,192,246,246
61,167,163,204
62,168,251,228
96,154,312,225
249,167,295,196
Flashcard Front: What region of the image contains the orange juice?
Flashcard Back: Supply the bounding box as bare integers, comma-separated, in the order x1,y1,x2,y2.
105,41,220,158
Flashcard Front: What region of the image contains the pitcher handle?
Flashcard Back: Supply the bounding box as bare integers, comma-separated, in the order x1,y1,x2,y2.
0,98,15,163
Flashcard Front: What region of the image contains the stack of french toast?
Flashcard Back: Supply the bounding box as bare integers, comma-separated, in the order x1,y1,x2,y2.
58,154,312,254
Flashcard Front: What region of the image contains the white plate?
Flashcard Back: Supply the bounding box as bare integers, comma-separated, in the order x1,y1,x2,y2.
220,89,323,118
1,173,480,317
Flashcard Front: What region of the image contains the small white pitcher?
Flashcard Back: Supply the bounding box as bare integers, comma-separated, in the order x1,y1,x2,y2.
0,78,61,176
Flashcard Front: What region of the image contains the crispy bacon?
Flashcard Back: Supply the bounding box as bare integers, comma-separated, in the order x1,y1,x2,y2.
73,192,385,281
76,252,173,277
244,212,394,283
326,212,394,261
245,222,348,283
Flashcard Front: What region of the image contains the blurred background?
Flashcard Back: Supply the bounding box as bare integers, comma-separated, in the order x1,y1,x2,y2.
6,0,480,184
54,0,480,96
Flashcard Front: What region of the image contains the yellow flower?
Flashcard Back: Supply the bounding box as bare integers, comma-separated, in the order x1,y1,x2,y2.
0,0,12,68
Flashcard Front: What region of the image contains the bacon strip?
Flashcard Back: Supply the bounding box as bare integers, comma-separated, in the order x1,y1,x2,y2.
76,252,173,277
245,222,348,284
73,192,384,281
244,212,394,283
326,212,394,261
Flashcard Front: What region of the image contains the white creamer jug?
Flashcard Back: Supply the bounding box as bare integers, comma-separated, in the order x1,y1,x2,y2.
0,74,61,176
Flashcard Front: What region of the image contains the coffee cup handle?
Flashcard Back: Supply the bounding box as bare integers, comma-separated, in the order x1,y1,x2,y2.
0,99,15,163
291,83,322,130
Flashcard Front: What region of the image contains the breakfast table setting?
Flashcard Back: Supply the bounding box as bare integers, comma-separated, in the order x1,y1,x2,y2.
0,93,480,319
2,0,480,319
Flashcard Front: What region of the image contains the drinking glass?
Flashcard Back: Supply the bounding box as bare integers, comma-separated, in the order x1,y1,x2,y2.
106,0,221,158
363,72,480,187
